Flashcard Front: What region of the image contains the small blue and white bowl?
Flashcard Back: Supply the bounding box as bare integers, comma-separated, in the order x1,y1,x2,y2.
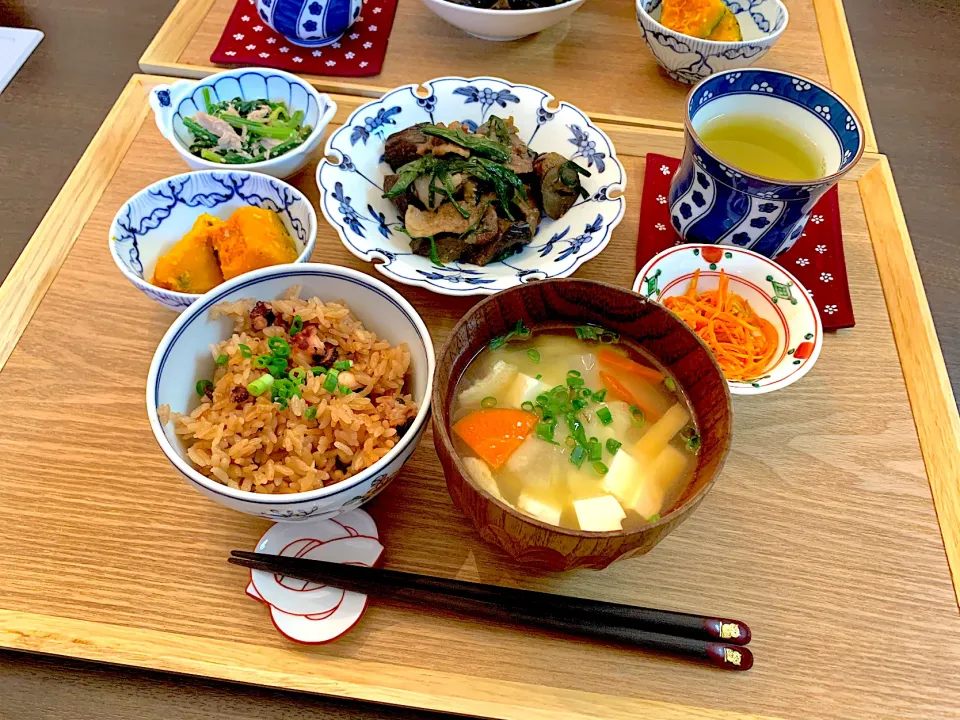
668,68,864,258
146,263,435,522
255,0,363,47
316,76,627,297
109,170,317,313
636,0,788,84
149,68,337,180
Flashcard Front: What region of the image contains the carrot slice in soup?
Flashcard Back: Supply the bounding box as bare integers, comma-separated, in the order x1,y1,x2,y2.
598,348,665,384
453,409,539,469
599,371,665,422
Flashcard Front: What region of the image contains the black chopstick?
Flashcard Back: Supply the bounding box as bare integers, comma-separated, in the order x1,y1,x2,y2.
230,551,753,671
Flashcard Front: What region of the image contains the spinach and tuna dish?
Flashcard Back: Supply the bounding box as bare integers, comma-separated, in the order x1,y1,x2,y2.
182,90,313,164
382,116,590,266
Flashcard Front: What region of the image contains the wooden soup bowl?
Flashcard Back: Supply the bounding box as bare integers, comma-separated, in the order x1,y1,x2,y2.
432,279,732,571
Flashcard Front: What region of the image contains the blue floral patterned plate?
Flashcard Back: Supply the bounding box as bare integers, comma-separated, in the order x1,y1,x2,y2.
316,76,627,296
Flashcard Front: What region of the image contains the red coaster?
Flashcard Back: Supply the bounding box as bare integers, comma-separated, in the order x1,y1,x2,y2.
638,154,855,331
211,0,398,77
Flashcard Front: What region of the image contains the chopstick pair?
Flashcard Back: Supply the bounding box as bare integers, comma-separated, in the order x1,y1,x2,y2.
230,551,753,671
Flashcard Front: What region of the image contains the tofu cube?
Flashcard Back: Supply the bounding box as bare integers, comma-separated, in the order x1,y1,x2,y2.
516,492,563,526
602,449,643,508
573,495,626,532
503,373,550,408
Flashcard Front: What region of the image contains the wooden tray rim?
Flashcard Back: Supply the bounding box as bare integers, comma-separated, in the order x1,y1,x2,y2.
0,74,955,719
137,0,878,152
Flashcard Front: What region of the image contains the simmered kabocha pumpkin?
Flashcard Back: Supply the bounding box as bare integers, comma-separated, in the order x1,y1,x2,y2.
212,206,299,280
706,6,743,41
659,0,728,39
151,214,225,293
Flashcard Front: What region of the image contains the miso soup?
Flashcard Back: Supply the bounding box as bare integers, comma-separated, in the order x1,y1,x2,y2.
451,324,699,532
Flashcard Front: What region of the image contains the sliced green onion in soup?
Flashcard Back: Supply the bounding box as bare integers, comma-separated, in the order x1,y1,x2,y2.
246,373,275,396
567,369,582,378
686,434,701,453
588,438,602,462
480,396,497,409
598,330,619,344
664,377,676,392
571,398,588,411
569,445,587,468
628,405,645,427
215,354,228,366
566,376,585,388
648,513,661,523
304,406,317,420
605,438,622,455
575,326,598,340
238,344,252,358
565,435,576,448
592,461,609,476
527,349,540,363
596,407,613,425
591,389,607,402
289,315,304,335
535,374,543,380
196,379,213,396
520,401,535,412
535,421,556,443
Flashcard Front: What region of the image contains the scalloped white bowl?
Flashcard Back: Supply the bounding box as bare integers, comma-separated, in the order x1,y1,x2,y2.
316,75,627,297
419,0,587,41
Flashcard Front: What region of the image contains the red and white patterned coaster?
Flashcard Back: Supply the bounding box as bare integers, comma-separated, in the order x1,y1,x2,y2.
211,0,398,77
637,154,855,330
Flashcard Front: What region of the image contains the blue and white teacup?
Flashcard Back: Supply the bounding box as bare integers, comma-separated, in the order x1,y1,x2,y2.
668,68,864,259
255,0,363,47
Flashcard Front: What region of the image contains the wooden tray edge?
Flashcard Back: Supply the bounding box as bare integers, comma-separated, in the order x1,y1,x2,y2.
811,0,878,153
0,609,782,720
859,158,960,607
0,75,150,375
137,0,877,145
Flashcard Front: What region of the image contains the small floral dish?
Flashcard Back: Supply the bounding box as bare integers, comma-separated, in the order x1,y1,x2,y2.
419,0,587,42
634,244,822,395
109,170,317,313
316,76,627,297
245,510,383,644
149,67,337,179
635,0,788,84
254,0,363,47
147,263,435,520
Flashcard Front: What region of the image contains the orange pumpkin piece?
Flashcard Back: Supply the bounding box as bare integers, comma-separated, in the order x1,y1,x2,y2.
212,206,299,281
659,0,727,39
453,409,539,469
706,6,743,41
151,214,225,293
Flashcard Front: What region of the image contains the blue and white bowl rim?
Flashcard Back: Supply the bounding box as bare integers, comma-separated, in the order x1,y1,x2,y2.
146,263,435,504
684,68,865,187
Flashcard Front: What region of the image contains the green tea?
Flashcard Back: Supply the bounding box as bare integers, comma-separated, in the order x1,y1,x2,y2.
697,113,826,182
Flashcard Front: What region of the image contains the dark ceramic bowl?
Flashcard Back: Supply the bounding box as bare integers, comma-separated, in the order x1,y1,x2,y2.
432,279,732,571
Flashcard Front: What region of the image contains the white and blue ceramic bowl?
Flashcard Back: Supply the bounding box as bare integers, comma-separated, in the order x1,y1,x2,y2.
316,76,627,297
636,0,788,84
109,170,317,313
255,0,363,47
419,0,587,42
146,263,435,522
149,68,337,179
668,68,864,258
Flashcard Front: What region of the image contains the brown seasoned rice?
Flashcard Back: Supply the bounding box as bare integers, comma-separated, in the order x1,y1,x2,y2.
160,287,418,494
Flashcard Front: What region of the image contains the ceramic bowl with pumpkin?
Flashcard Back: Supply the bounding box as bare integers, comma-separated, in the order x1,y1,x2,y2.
431,278,732,571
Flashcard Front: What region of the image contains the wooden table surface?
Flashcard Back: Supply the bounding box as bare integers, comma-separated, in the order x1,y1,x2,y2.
0,1,957,718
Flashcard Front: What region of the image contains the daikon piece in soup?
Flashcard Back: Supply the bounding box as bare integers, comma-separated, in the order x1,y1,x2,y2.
451,324,700,532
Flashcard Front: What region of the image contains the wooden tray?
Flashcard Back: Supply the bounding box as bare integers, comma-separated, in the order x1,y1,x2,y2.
139,0,878,152
1,74,958,720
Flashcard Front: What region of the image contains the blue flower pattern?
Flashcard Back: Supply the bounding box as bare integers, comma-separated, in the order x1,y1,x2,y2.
568,125,606,173
156,89,171,108
535,214,604,262
453,85,520,121
332,181,366,237
351,106,402,146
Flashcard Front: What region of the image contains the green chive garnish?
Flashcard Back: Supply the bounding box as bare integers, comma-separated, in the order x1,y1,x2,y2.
527,349,540,363
267,337,291,358
664,377,676,392
215,354,228,366
567,370,581,377
238,344,252,358
304,406,317,420
535,374,543,380
334,360,353,371
592,461,609,476
322,369,339,393
339,384,353,395
605,438,622,455
591,389,608,402
246,373,275,396
289,315,304,335
569,445,587,468
534,421,556,443
289,367,307,384
311,366,326,375
686,435,701,452
629,405,645,427
196,379,213,396
648,513,661,522
571,397,588,411
520,401,535,412
480,396,497,409
597,407,613,425
588,438,602,462
567,376,585,388
575,326,598,340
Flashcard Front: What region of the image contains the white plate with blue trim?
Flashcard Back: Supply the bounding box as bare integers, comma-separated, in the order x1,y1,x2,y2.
316,76,627,297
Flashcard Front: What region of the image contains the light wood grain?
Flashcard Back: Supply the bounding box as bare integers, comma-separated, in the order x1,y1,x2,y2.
0,75,150,374
139,0,864,137
860,156,960,605
0,76,958,720
811,0,877,152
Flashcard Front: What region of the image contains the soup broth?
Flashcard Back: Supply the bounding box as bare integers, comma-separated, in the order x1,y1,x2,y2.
451,326,699,532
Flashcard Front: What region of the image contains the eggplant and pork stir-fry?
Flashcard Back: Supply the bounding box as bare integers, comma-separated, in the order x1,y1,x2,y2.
382,116,590,266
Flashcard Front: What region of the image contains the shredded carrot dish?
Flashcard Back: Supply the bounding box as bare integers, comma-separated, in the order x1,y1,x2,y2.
663,270,779,381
